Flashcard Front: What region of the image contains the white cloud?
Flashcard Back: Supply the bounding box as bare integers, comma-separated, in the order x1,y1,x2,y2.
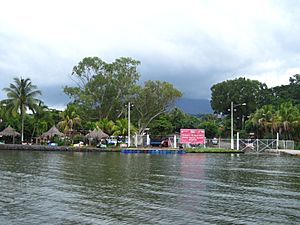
0,0,300,107
248,67,300,88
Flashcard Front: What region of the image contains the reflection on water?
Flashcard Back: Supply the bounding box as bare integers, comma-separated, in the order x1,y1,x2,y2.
0,151,299,224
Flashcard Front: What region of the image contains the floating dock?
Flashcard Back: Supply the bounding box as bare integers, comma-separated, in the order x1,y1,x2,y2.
278,149,300,156
121,149,186,154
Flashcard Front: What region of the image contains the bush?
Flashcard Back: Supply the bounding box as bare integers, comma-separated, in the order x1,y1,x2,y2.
51,136,71,146
294,141,300,150
73,134,85,144
184,148,241,153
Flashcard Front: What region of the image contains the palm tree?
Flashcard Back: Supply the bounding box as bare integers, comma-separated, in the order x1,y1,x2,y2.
57,104,82,134
95,118,115,136
249,103,300,139
277,102,299,139
2,77,42,142
31,102,55,139
249,105,277,138
112,118,137,143
112,118,128,137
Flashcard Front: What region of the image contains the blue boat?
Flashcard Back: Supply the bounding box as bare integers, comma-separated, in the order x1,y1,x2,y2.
121,149,186,154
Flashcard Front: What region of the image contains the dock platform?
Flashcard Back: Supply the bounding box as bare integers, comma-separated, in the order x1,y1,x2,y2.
121,149,186,154
278,149,300,156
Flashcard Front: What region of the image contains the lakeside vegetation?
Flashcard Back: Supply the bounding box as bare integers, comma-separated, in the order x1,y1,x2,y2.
0,56,300,149
184,148,243,153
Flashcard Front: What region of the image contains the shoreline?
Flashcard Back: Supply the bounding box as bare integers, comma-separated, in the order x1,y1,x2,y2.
266,149,300,156
0,144,244,154
0,144,116,152
1,144,298,156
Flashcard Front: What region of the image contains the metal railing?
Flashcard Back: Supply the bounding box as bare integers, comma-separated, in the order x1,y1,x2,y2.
128,135,295,151
204,138,294,152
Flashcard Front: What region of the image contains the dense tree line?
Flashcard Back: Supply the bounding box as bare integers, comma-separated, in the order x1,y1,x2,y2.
209,75,300,142
1,57,299,147
148,74,300,147
64,57,182,135
246,102,300,140
0,57,182,144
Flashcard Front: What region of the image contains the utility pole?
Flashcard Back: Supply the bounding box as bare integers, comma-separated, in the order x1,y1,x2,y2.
128,102,131,147
231,102,234,150
230,102,246,149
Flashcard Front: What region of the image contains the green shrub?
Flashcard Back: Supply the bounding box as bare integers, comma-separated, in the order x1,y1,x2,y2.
294,141,300,150
73,134,85,144
185,148,242,153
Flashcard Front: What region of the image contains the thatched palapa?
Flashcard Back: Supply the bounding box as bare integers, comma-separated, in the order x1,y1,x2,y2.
85,128,109,140
0,126,20,137
41,126,65,139
0,126,20,144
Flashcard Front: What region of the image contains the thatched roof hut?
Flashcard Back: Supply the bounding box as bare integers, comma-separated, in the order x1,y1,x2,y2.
85,128,109,140
0,126,20,137
0,126,20,144
41,126,65,139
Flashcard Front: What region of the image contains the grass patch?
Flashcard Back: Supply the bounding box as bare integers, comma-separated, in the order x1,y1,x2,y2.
184,148,243,153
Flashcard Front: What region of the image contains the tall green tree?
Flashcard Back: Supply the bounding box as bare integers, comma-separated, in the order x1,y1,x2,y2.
168,107,200,132
198,120,219,138
211,77,271,120
271,74,300,105
64,57,141,121
132,80,182,134
149,114,174,136
2,77,42,142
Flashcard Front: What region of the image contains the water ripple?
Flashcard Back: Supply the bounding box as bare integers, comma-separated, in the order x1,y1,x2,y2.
0,152,299,224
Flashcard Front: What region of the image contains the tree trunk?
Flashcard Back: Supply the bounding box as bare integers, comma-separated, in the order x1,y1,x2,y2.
21,113,24,143
31,125,36,142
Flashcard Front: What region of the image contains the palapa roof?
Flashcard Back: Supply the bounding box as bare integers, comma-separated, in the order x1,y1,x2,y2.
0,126,20,137
85,128,109,140
41,126,65,138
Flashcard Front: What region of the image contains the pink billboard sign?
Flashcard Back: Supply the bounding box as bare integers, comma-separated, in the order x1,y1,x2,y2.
180,129,205,144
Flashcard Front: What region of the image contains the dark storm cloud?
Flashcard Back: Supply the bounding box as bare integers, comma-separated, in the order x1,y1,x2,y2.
39,85,70,109
2,0,300,108
135,42,256,100
0,30,75,107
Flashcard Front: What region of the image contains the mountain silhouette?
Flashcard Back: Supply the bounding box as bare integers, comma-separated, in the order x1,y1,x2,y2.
175,98,213,115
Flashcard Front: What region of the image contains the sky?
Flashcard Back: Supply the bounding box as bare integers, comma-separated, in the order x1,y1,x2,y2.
1,0,300,109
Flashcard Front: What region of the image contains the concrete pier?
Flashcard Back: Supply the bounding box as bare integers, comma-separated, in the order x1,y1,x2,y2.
0,144,119,152
278,149,300,156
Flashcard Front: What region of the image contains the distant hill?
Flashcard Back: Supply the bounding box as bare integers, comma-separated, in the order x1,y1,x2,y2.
175,98,213,115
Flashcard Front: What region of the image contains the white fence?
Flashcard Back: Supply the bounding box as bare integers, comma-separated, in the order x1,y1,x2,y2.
129,134,179,148
128,134,294,152
206,138,294,152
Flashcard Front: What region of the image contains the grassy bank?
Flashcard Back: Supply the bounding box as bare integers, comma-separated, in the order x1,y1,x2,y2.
0,144,244,154
185,148,243,153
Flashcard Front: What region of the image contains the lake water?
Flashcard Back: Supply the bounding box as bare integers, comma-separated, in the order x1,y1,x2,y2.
0,151,299,225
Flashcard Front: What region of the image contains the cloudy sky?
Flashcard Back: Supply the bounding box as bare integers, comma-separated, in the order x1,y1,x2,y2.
1,0,300,109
